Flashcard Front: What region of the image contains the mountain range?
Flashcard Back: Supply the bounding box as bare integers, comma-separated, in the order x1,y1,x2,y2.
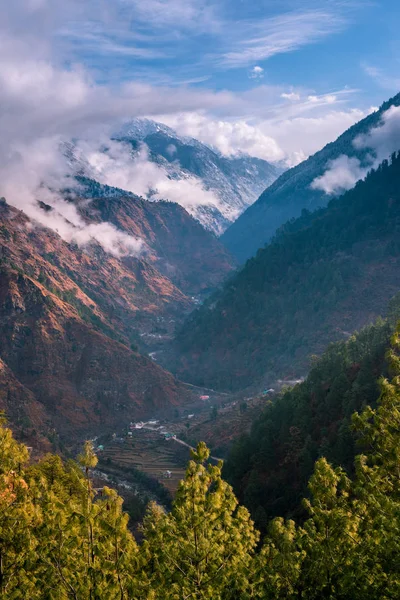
3,92,400,452
0,190,234,448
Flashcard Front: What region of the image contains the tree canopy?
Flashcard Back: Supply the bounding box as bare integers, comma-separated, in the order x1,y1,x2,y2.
1,328,400,597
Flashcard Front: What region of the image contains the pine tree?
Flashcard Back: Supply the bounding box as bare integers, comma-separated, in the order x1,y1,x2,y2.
141,442,259,599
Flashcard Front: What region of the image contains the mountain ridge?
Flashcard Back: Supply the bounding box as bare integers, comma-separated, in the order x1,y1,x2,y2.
222,92,400,262
77,118,284,235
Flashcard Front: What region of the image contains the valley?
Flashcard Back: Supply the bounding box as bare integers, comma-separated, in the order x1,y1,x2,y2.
3,2,400,596
86,385,276,503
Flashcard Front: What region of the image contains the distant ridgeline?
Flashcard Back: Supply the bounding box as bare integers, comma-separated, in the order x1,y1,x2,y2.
171,153,400,391
1,328,400,598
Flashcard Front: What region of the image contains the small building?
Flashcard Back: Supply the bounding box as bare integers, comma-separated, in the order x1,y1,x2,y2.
127,431,133,438
200,395,210,400
188,414,194,419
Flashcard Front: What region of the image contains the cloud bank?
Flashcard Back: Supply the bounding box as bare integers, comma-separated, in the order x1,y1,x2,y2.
159,102,372,166
311,106,400,195
311,155,367,195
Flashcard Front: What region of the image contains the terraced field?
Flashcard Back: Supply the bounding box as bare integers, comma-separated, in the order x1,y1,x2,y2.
101,430,188,494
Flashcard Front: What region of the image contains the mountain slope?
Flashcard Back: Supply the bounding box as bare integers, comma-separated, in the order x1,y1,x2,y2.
0,201,191,443
78,193,235,296
169,153,400,391
113,119,283,235
222,93,400,262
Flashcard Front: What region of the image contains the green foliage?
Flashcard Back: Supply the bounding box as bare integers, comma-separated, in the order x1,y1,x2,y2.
1,354,400,599
141,441,259,599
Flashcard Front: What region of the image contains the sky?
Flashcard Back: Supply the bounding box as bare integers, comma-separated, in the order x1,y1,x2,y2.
1,0,400,252
3,0,400,161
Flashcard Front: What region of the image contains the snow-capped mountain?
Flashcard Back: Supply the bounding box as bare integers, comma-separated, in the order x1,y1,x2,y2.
63,120,283,235
112,119,284,234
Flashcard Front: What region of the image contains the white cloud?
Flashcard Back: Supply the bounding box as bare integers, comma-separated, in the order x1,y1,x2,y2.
166,144,177,156
325,94,337,104
354,105,400,162
249,65,264,79
157,113,285,162
262,108,373,166
221,9,348,67
0,136,145,257
310,105,400,196
307,93,337,104
310,155,366,194
156,102,374,167
281,92,300,101
76,139,229,220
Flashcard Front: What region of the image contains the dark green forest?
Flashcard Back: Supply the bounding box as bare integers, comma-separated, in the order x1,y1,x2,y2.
172,153,400,391
224,302,400,531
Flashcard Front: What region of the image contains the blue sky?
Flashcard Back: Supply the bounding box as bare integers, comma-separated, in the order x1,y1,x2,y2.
58,0,400,104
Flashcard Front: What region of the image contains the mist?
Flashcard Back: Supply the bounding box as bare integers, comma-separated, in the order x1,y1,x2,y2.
310,106,400,196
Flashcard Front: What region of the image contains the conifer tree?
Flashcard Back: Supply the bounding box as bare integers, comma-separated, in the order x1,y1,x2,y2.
141,442,259,599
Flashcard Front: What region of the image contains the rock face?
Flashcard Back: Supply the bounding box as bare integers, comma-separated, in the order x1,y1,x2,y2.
0,195,233,444
0,267,184,438
222,93,400,262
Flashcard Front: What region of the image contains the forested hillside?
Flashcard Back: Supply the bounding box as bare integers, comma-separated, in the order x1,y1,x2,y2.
222,92,400,262
171,153,400,391
224,305,400,530
1,334,400,598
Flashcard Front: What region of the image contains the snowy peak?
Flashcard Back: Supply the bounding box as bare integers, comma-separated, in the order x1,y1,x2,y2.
115,118,178,141
112,119,284,234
